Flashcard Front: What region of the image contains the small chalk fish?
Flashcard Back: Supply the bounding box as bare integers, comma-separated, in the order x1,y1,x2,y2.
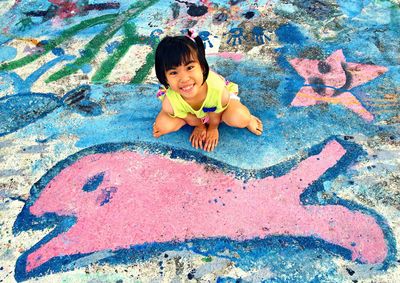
13,139,395,281
0,85,102,137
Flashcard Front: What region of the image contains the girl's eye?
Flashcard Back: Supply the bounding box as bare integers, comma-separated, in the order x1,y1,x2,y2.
168,71,177,76
187,65,194,70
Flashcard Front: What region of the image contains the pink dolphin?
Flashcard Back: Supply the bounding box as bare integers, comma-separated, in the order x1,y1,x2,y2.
26,140,388,272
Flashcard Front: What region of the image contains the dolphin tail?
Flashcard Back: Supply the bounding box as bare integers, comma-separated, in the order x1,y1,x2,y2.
61,85,102,116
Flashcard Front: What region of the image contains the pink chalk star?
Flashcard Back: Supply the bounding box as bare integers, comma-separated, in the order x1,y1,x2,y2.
289,49,388,121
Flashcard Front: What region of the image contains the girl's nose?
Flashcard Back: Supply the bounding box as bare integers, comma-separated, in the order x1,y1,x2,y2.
179,72,190,82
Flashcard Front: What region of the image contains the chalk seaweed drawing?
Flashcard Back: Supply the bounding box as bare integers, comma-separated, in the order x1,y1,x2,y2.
0,0,160,84
0,85,102,137
13,139,396,280
0,47,75,94
289,49,388,121
0,54,75,93
91,24,160,84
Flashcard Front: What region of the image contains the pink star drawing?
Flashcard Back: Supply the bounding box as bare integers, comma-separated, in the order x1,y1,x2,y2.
289,49,388,121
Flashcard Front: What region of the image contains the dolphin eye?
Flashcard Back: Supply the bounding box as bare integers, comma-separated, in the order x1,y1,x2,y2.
82,172,105,192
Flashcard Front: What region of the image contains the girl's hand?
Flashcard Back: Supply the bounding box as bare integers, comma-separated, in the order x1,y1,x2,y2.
190,125,207,149
204,127,219,152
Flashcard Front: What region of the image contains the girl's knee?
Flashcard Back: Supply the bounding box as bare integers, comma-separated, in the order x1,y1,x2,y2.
183,115,198,126
154,118,184,134
235,110,252,128
223,107,251,128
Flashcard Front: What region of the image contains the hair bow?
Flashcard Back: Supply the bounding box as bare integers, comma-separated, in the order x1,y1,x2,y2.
186,28,198,42
156,86,167,98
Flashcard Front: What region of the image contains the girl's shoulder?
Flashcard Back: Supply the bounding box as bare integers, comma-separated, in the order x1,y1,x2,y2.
207,70,227,90
208,70,225,83
161,95,174,115
207,70,238,95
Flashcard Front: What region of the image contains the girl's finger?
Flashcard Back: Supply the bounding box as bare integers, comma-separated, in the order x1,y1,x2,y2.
197,138,201,150
195,138,200,149
209,140,215,151
209,140,214,151
210,139,216,151
204,140,209,151
198,138,203,150
191,136,197,149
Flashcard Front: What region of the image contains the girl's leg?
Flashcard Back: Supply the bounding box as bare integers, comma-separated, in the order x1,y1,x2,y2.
183,113,203,126
221,100,263,135
153,111,186,138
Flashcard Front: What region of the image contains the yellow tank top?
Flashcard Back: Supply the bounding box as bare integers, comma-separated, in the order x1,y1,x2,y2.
158,71,238,119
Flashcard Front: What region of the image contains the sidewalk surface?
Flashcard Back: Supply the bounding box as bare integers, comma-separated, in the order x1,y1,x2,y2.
0,1,399,282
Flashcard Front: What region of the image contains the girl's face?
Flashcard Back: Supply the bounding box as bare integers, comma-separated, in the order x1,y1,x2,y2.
165,56,206,100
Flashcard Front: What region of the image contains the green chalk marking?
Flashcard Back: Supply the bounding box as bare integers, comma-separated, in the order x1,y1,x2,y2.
0,14,116,71
130,48,155,84
91,39,133,83
92,23,142,83
92,36,154,83
201,256,213,262
129,35,160,84
123,22,137,37
130,34,159,84
17,17,34,31
46,0,159,82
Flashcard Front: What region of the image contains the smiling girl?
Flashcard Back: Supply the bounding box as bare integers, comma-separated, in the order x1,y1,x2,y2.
153,29,263,152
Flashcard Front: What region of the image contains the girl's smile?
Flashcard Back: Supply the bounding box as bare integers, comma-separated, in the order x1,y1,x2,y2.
179,83,195,94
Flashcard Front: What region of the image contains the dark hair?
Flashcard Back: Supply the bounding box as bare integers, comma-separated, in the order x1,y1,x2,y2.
155,31,209,87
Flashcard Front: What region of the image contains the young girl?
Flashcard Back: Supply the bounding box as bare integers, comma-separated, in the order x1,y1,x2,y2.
153,29,263,152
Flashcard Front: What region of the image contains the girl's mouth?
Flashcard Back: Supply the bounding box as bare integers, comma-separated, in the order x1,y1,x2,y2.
180,84,194,92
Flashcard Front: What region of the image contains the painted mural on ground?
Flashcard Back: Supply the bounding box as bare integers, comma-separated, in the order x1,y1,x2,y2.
0,0,399,282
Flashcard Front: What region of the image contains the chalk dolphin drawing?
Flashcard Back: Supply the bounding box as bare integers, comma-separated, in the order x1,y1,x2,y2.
0,85,102,137
14,139,395,280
